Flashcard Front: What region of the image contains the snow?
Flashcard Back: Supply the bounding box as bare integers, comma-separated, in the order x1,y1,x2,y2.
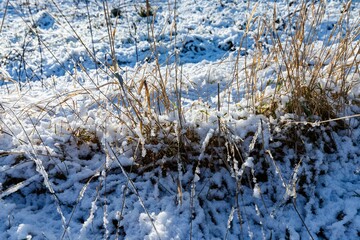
0,0,360,239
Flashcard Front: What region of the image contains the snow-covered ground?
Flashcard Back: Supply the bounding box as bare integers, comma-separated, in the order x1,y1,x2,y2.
0,0,360,239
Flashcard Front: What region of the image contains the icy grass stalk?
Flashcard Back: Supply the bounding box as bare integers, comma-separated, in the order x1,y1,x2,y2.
78,159,110,239
107,143,162,240
254,203,266,240
189,176,195,240
7,108,69,238
225,141,235,177
63,171,101,240
29,153,68,237
0,0,9,33
288,158,303,199
224,206,235,240
265,151,287,191
248,121,261,152
79,194,99,238
134,123,147,158
0,175,39,199
198,128,215,161
247,222,254,240
189,164,201,239
175,124,183,205
102,154,111,240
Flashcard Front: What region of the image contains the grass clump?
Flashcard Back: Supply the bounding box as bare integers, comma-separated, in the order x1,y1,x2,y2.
237,1,359,125
0,0,358,184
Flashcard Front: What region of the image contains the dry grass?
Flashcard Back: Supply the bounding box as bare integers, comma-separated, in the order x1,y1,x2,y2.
1,0,358,172
243,1,360,121
0,1,359,238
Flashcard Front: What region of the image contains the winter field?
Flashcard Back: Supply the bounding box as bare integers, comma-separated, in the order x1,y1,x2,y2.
0,0,359,239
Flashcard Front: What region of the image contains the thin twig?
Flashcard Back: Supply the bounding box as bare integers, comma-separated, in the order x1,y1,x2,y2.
0,0,9,33
285,113,360,126
292,199,315,240
107,142,162,240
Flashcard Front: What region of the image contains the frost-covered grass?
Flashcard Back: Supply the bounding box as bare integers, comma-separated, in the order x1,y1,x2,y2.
0,0,360,239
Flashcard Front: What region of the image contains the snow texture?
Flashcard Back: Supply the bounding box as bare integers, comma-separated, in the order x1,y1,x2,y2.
0,0,360,239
